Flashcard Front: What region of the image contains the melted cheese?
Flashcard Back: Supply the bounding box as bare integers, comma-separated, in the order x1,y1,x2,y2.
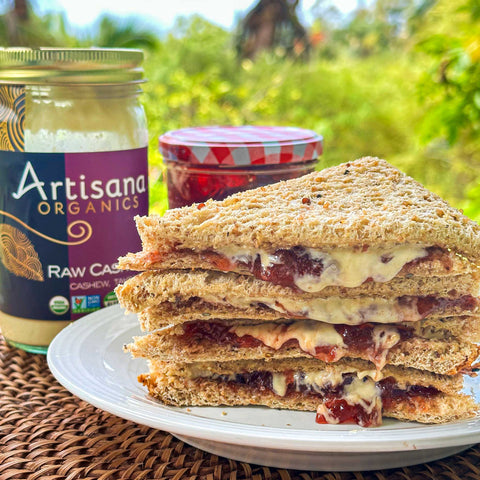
343,376,381,414
192,367,384,426
293,370,345,392
231,321,345,356
316,376,382,426
299,246,427,292
202,293,421,325
292,370,380,392
271,297,418,324
371,325,401,369
216,246,280,269
216,245,428,292
272,373,287,396
276,297,416,324
230,321,402,369
357,369,384,382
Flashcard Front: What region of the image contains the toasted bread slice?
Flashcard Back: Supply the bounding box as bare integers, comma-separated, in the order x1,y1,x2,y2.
138,299,285,330
132,157,480,262
115,270,480,324
140,358,479,424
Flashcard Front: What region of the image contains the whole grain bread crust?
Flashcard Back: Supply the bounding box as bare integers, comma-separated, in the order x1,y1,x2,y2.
134,158,480,263
138,300,285,330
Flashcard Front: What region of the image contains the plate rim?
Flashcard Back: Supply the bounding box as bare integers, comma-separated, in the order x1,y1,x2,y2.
47,305,480,453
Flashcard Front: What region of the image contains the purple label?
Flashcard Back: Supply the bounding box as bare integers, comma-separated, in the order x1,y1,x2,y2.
64,149,148,319
0,147,148,321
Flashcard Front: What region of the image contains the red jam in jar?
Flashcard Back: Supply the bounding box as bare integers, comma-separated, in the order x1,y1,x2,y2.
159,126,323,208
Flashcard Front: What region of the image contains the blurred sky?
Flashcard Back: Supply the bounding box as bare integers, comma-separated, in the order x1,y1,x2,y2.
33,0,359,31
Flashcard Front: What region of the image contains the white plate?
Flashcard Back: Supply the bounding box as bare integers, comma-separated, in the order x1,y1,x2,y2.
47,305,480,471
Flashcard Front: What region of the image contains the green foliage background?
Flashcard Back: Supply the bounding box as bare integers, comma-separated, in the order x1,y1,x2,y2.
140,1,480,220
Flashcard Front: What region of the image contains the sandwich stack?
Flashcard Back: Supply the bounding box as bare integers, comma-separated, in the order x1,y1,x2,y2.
116,157,480,427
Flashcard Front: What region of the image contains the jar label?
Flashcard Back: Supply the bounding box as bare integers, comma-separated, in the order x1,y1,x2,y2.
0,147,148,320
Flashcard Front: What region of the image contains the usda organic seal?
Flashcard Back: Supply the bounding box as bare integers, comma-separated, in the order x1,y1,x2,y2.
49,296,70,315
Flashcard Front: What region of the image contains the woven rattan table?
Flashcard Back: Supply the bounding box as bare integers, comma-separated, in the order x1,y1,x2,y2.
1,334,479,480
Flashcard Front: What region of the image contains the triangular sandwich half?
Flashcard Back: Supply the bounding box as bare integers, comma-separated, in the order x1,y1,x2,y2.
119,157,480,293
140,358,479,427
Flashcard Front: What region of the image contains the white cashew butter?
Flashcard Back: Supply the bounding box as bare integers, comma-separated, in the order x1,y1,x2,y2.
215,245,428,292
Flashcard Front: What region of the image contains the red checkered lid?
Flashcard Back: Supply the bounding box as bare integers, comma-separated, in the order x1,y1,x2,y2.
159,125,323,166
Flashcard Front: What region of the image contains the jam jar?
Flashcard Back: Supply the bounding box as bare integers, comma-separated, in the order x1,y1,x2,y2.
0,48,149,353
160,125,323,208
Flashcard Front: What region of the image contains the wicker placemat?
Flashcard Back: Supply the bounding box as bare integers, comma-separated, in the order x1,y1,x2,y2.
0,335,479,480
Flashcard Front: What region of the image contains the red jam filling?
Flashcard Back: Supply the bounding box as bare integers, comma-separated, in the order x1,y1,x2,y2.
182,321,265,349
407,246,454,271
378,376,440,410
181,321,414,364
399,295,478,318
315,377,440,427
315,399,381,427
198,246,450,290
208,371,440,427
241,246,325,288
200,247,324,289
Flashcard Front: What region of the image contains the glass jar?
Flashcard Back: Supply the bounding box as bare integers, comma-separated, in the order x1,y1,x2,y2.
0,48,149,353
159,126,323,208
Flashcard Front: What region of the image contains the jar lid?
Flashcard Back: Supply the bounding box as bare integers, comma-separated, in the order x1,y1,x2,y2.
0,47,143,85
159,126,323,166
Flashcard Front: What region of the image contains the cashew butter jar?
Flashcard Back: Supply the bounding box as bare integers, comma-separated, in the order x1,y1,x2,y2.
0,48,149,353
